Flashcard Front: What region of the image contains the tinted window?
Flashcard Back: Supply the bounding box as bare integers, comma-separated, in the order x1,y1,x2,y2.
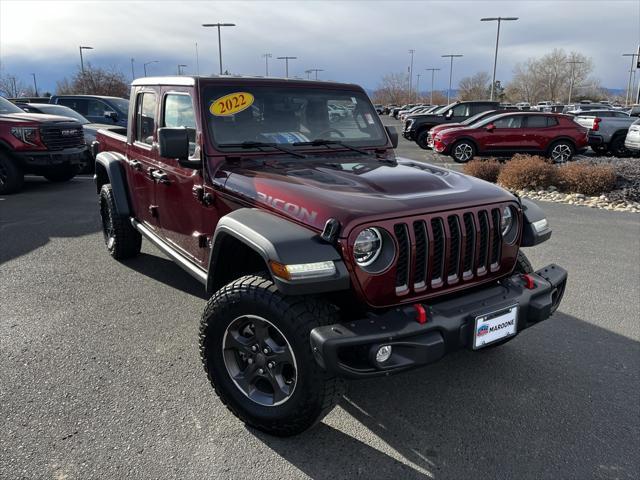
57,98,89,115
493,115,523,128
451,104,470,116
135,92,157,145
527,115,548,128
163,93,196,155
546,117,559,127
613,111,630,118
87,99,109,117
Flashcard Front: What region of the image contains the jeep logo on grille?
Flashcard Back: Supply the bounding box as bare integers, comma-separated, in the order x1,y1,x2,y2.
60,129,80,136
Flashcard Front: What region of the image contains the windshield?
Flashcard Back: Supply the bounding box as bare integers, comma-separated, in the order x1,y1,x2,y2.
0,97,25,114
434,105,451,114
203,86,386,149
109,98,130,114
35,104,89,124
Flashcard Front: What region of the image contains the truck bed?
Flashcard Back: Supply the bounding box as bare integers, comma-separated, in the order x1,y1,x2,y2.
96,126,127,154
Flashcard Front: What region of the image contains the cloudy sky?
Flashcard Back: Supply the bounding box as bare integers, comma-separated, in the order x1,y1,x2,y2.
1,0,639,94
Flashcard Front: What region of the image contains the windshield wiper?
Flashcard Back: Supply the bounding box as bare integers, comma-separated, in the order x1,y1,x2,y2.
292,139,370,156
219,141,307,159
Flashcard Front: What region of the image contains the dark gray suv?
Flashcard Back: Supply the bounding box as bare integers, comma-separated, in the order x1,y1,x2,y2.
49,95,129,127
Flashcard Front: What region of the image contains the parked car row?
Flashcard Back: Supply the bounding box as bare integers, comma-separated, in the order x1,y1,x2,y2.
430,111,589,163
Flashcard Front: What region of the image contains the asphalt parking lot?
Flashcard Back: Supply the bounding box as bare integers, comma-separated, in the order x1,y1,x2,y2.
1,131,639,479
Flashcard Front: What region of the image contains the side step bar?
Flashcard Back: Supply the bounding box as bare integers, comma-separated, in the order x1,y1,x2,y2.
131,219,208,285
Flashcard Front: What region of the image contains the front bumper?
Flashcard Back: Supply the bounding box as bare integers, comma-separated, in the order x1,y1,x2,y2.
310,264,567,379
12,146,89,168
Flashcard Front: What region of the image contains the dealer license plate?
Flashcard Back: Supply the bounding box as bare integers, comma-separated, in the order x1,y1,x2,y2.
473,305,518,349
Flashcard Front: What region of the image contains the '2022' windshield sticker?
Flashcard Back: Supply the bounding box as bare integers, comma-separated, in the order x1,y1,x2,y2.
209,92,254,116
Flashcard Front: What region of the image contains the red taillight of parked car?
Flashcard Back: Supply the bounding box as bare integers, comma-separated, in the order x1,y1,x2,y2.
592,118,601,131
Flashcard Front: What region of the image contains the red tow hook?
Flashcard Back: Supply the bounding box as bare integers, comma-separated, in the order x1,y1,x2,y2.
521,274,535,289
414,304,428,324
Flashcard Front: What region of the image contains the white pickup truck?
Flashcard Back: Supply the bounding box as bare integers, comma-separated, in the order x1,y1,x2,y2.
574,109,635,156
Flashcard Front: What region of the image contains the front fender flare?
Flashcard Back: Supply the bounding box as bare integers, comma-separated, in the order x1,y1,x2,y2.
208,208,350,295
520,199,552,246
95,151,131,217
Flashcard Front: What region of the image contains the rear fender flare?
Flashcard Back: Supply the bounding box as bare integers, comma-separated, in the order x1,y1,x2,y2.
95,151,131,217
207,208,350,296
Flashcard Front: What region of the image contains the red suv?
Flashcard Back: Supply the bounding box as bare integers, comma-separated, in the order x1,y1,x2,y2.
432,112,588,163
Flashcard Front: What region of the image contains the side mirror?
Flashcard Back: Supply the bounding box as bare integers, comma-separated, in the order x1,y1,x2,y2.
158,127,199,168
104,110,118,122
385,125,398,148
445,110,453,119
485,123,495,132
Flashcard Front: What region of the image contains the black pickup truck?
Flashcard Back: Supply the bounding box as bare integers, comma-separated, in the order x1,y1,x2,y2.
403,101,500,149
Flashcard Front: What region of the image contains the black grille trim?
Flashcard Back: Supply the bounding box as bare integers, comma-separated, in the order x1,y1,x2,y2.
394,224,410,294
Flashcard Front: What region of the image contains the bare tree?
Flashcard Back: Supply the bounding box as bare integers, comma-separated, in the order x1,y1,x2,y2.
505,49,595,103
373,72,411,105
56,64,130,97
457,72,491,101
0,75,33,97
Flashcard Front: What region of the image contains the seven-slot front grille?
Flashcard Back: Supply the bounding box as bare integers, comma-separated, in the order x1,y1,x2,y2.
40,125,85,150
393,207,505,295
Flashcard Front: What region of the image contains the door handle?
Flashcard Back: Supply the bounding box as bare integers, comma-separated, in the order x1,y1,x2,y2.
151,169,170,184
127,159,142,170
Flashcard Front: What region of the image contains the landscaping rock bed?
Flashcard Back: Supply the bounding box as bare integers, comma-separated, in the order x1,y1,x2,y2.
514,186,640,213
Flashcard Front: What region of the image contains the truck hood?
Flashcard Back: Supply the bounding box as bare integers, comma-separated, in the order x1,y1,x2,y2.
0,112,82,124
221,156,516,234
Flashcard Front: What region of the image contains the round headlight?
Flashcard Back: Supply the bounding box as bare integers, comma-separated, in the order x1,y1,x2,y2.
354,228,382,266
500,206,519,244
500,206,513,236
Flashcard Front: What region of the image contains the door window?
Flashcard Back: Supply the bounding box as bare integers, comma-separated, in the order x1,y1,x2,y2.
87,99,109,117
163,93,197,155
493,115,523,128
135,92,157,145
57,98,88,115
526,115,548,128
451,104,470,116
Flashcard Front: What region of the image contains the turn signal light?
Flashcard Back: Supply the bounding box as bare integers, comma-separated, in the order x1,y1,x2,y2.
414,304,428,324
593,118,601,131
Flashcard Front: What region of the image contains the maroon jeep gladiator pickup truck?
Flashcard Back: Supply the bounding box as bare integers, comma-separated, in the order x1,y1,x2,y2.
94,76,567,436
0,96,87,194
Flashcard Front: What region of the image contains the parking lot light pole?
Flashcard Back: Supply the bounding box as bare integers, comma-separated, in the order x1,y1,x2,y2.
622,53,639,106
143,60,159,77
408,49,415,102
30,73,38,96
481,17,518,101
130,58,135,81
262,53,272,76
202,23,236,75
441,54,463,104
177,64,187,75
79,46,93,93
416,73,421,100
566,60,584,104
276,56,297,78
425,68,440,105
308,68,324,80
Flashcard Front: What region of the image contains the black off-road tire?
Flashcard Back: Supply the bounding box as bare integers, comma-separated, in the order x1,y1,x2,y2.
43,164,80,182
99,184,141,260
416,129,431,149
0,152,24,195
514,250,534,274
609,134,630,158
199,274,345,437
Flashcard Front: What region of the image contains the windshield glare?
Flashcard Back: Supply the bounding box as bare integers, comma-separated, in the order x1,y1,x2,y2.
461,110,496,125
0,97,25,114
110,98,129,114
203,86,387,148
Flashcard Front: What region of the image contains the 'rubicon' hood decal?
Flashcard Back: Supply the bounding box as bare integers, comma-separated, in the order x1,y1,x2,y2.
221,156,515,234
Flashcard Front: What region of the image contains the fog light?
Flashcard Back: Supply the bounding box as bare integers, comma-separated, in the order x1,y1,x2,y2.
375,345,393,363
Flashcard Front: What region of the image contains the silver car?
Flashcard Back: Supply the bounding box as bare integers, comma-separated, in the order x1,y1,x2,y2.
624,119,640,153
